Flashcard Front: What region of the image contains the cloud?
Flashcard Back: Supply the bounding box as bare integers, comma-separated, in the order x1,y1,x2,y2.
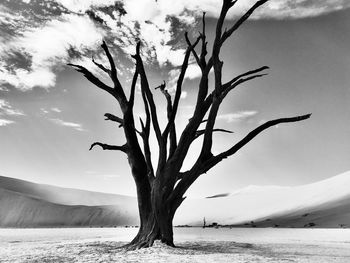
1,68,56,90
0,0,196,91
256,0,350,19
0,99,25,116
48,0,350,21
0,10,105,90
0,119,15,126
40,108,49,114
180,91,188,99
0,99,24,127
49,118,85,131
217,111,258,123
166,69,181,94
41,107,63,115
1,0,348,92
51,107,62,113
166,63,204,94
165,61,214,100
55,0,118,13
150,0,350,20
185,64,202,80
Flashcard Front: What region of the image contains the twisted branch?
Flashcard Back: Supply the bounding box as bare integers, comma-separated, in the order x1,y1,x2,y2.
89,142,128,153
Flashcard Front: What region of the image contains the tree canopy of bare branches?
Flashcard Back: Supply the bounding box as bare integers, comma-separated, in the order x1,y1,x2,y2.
69,0,310,249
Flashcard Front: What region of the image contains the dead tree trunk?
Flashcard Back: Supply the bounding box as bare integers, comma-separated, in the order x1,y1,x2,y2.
69,0,311,249
129,182,177,248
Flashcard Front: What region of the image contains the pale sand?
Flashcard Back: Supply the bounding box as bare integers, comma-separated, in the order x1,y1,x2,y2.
1,228,350,262
1,239,350,262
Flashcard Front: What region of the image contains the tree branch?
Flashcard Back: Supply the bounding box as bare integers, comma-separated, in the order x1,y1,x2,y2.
67,63,115,96
221,73,268,99
194,128,233,140
156,81,177,157
186,3,269,164
104,113,123,127
141,86,151,136
221,0,268,45
185,33,201,67
163,32,207,168
92,56,111,75
100,41,127,106
199,12,208,68
169,90,214,175
206,114,312,173
101,41,117,80
169,114,311,207
130,43,156,177
89,142,128,153
198,96,222,159
195,70,268,159
139,118,155,180
139,83,154,179
163,34,201,142
211,0,236,93
132,42,163,149
129,67,139,108
222,66,269,90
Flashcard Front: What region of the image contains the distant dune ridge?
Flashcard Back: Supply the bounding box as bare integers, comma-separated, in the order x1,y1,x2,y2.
0,176,138,227
0,176,136,206
177,171,350,228
0,171,350,228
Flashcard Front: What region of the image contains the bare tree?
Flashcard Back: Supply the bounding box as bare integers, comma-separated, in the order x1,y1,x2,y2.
69,0,310,249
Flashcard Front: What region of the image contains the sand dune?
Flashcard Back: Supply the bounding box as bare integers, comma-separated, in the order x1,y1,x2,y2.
0,188,138,227
1,172,350,227
176,171,350,227
0,177,138,227
0,176,136,206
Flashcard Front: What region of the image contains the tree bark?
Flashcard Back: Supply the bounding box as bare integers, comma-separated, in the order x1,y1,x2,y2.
126,178,177,249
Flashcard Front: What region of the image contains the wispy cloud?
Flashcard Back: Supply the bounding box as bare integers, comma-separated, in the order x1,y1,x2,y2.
50,107,62,113
0,99,25,116
41,107,62,114
0,99,24,127
217,111,258,123
0,119,15,127
49,118,85,131
161,0,350,20
40,108,49,114
255,0,350,19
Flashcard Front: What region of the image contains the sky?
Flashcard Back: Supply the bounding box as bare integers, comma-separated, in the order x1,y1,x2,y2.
0,0,350,197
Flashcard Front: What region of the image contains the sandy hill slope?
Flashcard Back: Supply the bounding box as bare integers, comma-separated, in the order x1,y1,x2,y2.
1,172,350,228
0,176,136,206
175,171,350,228
0,176,138,227
0,188,138,227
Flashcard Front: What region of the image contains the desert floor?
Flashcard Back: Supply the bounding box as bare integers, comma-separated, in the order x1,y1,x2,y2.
1,228,349,262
